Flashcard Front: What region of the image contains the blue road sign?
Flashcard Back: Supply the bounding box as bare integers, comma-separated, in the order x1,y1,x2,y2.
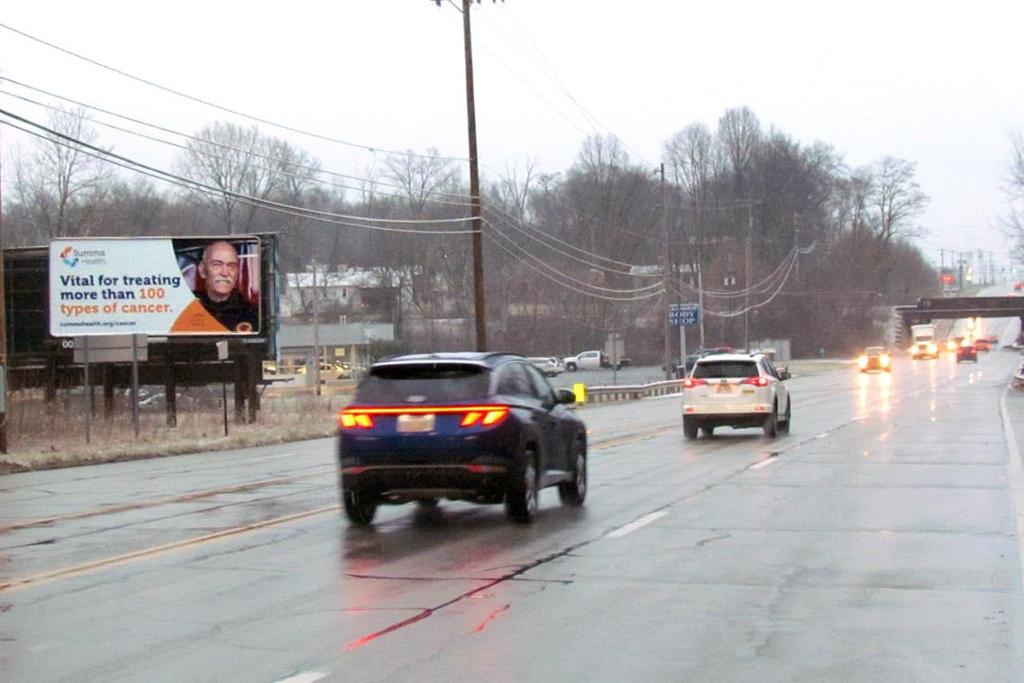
669,303,700,326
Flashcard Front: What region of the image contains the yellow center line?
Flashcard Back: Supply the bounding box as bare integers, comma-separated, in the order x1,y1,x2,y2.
0,468,334,532
1,423,681,593
591,425,678,451
0,505,339,594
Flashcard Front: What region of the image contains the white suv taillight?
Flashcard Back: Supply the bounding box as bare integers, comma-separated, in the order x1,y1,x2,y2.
740,376,769,387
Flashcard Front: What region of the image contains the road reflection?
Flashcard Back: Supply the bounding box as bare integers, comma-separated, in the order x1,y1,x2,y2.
855,369,893,416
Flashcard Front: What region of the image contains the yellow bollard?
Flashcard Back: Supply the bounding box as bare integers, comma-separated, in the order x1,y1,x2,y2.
572,383,587,405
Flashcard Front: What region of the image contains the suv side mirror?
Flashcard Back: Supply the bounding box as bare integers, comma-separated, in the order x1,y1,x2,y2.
779,367,791,381
555,388,577,405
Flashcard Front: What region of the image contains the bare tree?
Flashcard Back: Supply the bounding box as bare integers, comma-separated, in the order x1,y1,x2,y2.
10,106,112,240
716,106,761,194
177,121,311,234
1004,131,1024,261
492,158,539,222
385,148,459,217
871,156,928,245
664,123,715,269
104,176,166,235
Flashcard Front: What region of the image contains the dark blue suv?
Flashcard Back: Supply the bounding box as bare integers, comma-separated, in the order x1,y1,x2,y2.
337,352,587,525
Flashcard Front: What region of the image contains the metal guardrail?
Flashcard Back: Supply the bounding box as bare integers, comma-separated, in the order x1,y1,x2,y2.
583,379,682,404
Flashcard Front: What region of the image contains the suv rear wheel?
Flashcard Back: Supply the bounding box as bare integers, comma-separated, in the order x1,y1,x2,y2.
506,449,539,523
558,441,587,506
683,418,699,440
762,403,778,438
778,402,791,434
343,490,378,526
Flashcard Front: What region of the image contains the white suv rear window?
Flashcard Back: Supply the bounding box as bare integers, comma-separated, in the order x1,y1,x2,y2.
693,361,758,379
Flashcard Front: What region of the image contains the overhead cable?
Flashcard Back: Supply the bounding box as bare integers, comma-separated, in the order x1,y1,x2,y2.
0,109,477,236
0,78,475,207
0,21,469,163
484,232,665,302
0,86,476,215
484,219,663,294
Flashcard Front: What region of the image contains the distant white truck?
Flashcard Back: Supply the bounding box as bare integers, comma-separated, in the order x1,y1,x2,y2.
562,350,609,372
909,323,939,359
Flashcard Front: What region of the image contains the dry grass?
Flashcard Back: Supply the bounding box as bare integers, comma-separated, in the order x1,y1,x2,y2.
0,384,352,473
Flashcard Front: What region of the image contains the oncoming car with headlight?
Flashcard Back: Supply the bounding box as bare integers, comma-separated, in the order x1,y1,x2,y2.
681,352,792,439
336,352,587,526
858,346,892,372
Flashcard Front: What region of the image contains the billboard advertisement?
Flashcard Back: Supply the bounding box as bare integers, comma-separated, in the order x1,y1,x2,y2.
49,237,262,336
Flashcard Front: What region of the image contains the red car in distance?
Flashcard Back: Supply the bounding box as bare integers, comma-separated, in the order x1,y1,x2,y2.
956,343,978,363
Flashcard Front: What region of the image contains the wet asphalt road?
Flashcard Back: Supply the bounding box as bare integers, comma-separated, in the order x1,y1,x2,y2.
2,320,1024,681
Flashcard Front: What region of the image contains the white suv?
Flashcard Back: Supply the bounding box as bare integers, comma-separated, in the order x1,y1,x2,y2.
682,353,792,439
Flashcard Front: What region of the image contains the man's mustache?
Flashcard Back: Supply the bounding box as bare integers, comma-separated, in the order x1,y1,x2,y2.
211,277,234,286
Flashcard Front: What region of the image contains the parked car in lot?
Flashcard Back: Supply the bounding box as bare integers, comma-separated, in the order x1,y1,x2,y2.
562,350,609,371
297,362,351,379
337,352,588,526
682,352,791,439
527,356,565,377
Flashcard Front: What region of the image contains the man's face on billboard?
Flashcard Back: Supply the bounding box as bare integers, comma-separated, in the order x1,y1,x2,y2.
199,242,240,302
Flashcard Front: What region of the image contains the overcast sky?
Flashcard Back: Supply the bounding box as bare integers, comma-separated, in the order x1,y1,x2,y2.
1,1,1021,272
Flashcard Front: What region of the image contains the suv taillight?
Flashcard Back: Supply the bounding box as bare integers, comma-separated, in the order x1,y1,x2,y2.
459,407,509,427
339,412,374,429
682,378,706,389
338,405,510,430
740,376,770,387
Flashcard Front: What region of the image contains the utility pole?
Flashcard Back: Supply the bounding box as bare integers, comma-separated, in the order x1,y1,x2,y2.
661,163,672,380
461,0,487,351
794,222,801,285
697,259,705,349
940,248,945,291
744,205,752,351
957,254,964,296
0,130,7,453
311,261,321,397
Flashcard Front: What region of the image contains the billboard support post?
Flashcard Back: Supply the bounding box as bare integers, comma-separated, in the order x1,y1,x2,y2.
217,340,229,436
83,336,91,444
130,334,140,440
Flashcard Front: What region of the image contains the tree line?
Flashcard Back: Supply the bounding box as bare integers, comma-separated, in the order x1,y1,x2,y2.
2,104,943,359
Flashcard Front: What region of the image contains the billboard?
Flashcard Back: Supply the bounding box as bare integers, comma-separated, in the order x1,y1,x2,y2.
49,237,262,336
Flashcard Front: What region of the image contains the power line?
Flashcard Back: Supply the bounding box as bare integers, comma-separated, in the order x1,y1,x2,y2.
1,82,677,276
482,206,660,276
484,231,665,302
0,108,477,236
0,82,476,211
0,21,470,164
681,251,797,318
485,219,663,294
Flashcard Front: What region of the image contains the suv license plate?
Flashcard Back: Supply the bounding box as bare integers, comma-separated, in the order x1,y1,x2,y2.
716,383,732,394
397,414,436,433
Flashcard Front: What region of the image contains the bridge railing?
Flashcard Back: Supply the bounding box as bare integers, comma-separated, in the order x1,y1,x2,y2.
582,379,681,404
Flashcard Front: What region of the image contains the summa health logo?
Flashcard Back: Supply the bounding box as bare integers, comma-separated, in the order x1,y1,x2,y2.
60,246,78,267
60,245,107,267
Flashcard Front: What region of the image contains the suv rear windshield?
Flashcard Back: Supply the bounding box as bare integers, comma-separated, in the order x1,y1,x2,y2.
693,360,758,379
356,363,490,403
